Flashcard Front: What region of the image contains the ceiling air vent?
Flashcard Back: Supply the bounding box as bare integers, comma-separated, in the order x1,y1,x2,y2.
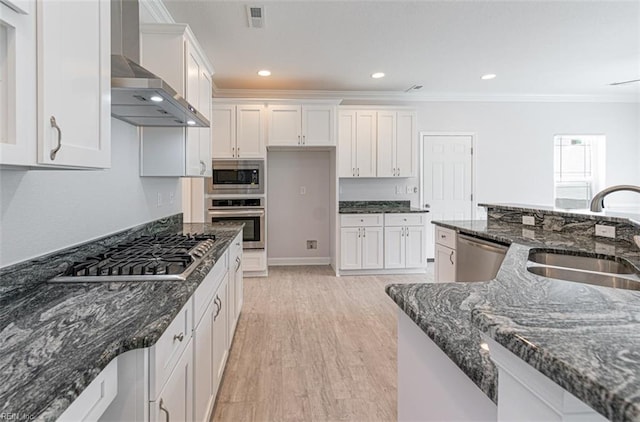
609,78,640,86
404,84,424,93
246,5,265,28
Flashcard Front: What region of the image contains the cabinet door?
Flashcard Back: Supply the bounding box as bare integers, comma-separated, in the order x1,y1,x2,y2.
37,0,110,168
193,300,215,422
212,104,236,159
396,111,416,177
355,111,376,177
405,225,426,268
340,227,362,270
212,274,229,391
185,45,202,176
435,244,456,282
198,69,212,177
338,111,356,177
151,341,193,422
362,226,384,269
384,226,405,269
236,104,264,158
302,105,334,146
268,105,300,146
376,111,396,177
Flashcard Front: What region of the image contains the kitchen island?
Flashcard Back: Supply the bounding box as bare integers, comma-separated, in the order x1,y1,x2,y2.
0,215,242,421
387,205,640,422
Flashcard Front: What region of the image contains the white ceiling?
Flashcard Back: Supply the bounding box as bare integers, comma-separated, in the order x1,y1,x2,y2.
162,0,640,100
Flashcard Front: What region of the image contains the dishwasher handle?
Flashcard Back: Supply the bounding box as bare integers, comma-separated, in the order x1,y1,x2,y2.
457,234,508,254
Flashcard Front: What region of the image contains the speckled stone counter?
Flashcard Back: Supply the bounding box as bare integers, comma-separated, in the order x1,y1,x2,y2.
387,216,640,422
0,216,243,421
339,200,428,214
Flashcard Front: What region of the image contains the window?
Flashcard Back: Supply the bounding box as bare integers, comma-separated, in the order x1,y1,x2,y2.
554,135,605,209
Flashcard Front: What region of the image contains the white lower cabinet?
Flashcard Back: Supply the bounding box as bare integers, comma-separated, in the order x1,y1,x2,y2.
229,235,243,336
434,226,457,282
193,298,215,422
340,214,384,270
384,214,426,269
150,340,193,422
212,276,229,390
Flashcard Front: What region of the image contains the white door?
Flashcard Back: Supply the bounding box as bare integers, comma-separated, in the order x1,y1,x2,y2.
236,105,264,158
376,111,396,177
37,0,110,168
193,300,215,422
422,135,473,259
212,276,229,390
355,111,376,177
338,111,356,177
268,105,300,146
384,226,404,268
361,226,384,269
435,244,456,282
303,105,334,146
405,225,426,268
396,111,416,177
340,227,362,269
212,104,235,159
151,341,193,422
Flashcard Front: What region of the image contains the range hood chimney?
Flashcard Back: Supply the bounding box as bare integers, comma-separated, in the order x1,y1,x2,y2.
110,0,209,127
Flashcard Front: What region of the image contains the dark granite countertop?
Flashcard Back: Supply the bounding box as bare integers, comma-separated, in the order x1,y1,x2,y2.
339,200,429,214
387,219,640,422
0,221,242,422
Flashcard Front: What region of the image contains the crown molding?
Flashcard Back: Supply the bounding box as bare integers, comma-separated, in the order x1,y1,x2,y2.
211,87,639,104
139,0,175,24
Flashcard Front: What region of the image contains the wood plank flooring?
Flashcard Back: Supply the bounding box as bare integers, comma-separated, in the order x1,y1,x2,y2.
212,265,432,422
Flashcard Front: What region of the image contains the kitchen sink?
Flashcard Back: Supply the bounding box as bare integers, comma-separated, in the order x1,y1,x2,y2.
526,251,640,290
528,251,636,275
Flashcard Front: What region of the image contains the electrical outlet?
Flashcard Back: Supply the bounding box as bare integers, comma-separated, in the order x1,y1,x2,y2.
299,186,306,195
595,224,616,239
157,192,162,207
405,185,412,194
169,192,175,204
395,185,401,195
306,240,318,250
522,216,535,226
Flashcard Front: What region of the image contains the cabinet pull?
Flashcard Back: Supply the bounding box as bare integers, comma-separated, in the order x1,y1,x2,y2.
352,168,355,177
237,147,240,157
397,167,400,175
362,228,366,238
49,116,62,160
298,135,301,145
173,332,184,342
302,135,306,145
449,251,454,265
358,228,361,238
214,295,222,320
357,168,360,176
159,398,170,422
406,227,409,237
235,256,242,271
232,147,235,157
401,227,404,237
200,160,206,175
393,168,396,176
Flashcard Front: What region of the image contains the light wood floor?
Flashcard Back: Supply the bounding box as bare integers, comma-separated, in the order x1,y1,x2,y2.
211,265,433,422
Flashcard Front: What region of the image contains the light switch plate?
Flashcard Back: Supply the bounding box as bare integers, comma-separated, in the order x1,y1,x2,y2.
522,216,535,226
595,224,616,239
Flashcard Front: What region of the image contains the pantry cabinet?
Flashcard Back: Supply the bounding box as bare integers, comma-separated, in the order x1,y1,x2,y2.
212,103,265,159
340,214,384,270
338,110,377,177
384,214,426,269
1,0,111,169
139,24,213,177
267,104,335,147
377,111,416,177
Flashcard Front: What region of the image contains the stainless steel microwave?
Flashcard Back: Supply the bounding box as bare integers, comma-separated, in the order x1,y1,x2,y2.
207,160,265,195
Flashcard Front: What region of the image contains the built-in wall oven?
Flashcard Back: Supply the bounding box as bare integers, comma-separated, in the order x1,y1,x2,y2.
207,198,265,249
207,159,264,195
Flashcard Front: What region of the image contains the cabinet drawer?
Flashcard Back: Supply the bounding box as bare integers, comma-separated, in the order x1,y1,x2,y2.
385,213,425,227
435,226,456,249
150,298,193,399
57,357,118,422
194,251,228,327
340,214,383,227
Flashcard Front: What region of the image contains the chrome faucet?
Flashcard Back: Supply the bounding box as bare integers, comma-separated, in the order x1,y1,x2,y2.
590,185,640,212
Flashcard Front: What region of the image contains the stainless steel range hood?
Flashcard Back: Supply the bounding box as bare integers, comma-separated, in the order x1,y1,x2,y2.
110,0,209,127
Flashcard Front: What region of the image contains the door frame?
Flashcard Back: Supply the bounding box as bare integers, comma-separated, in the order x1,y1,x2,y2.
418,131,478,219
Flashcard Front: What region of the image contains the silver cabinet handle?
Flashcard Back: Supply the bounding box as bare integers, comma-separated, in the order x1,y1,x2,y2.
200,160,206,175
357,168,360,176
49,116,62,160
235,256,241,271
401,227,404,237
362,228,366,238
352,168,355,177
173,332,184,342
159,398,170,422
298,135,301,145
449,251,454,265
358,228,361,238
397,167,400,175
302,134,306,144
237,147,240,157
232,147,235,157
214,295,222,320
406,227,409,237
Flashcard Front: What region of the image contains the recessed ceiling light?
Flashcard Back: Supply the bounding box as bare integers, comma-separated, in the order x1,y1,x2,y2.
150,95,163,102
187,120,196,126
371,72,385,79
481,74,497,80
257,70,271,77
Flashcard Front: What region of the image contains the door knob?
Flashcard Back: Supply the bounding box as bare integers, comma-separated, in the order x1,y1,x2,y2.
424,204,430,208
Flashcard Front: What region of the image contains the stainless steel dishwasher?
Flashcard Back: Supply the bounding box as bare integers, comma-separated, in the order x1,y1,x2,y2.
456,234,509,282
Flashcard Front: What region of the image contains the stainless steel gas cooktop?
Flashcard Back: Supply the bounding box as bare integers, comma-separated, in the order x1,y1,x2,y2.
50,233,216,282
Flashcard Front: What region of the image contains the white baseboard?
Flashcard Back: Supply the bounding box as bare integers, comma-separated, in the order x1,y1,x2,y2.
267,257,331,266
338,268,428,276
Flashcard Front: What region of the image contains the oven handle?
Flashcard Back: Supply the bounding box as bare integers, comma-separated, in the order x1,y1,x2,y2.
207,209,265,217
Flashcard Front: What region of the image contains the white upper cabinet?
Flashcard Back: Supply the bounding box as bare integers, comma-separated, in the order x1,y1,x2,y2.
338,110,376,177
377,110,416,177
267,104,335,147
212,103,265,159
139,24,213,177
0,0,110,169
338,111,356,177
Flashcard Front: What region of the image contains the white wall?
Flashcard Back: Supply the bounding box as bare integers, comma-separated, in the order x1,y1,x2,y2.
340,101,640,210
267,150,331,261
0,118,181,267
